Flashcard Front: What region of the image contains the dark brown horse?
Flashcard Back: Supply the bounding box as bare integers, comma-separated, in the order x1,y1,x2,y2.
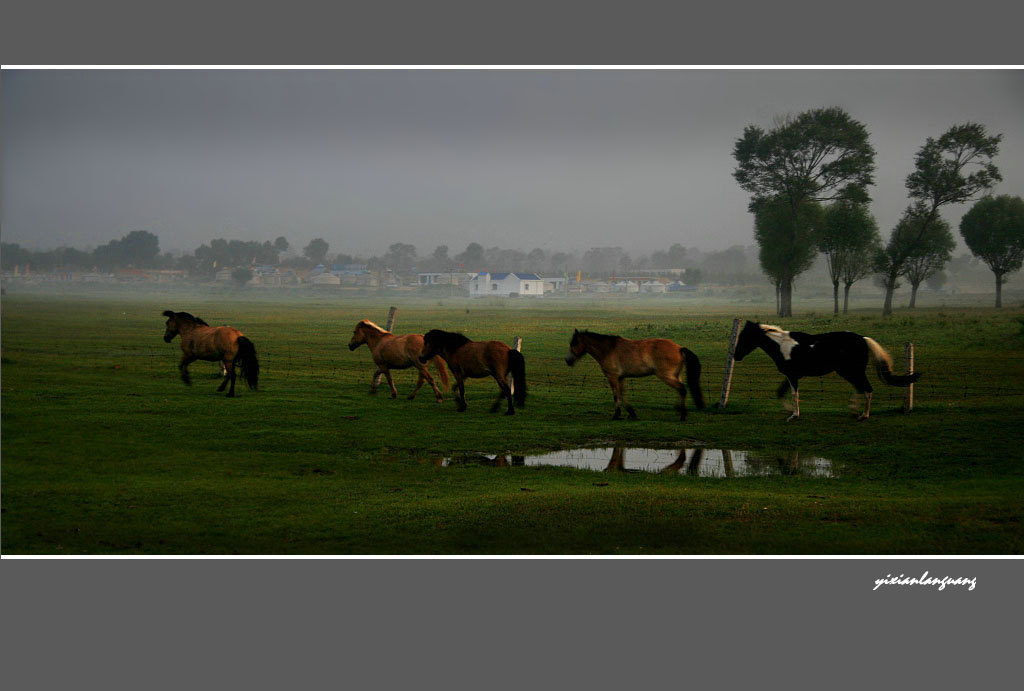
565,329,704,420
162,311,259,397
348,319,449,401
418,329,526,415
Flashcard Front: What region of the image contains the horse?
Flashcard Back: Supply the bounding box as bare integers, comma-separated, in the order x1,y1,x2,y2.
564,329,704,421
162,310,259,397
732,321,920,420
347,319,450,402
418,329,526,415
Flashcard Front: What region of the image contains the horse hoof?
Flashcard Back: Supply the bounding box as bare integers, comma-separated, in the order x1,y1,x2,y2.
391,394,398,400
435,397,444,404
786,414,799,421
612,414,622,420
226,393,235,398
857,414,869,421
407,394,417,400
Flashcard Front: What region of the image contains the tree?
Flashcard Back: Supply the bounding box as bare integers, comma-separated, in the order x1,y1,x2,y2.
838,236,881,314
733,106,876,316
959,195,1024,307
817,201,881,314
527,248,546,270
274,236,290,254
903,217,955,307
754,198,822,310
880,122,1001,315
231,267,253,287
455,242,484,270
93,230,161,269
383,243,417,273
303,238,330,265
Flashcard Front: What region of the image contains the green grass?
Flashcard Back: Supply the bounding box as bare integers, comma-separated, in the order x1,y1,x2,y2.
2,289,1023,553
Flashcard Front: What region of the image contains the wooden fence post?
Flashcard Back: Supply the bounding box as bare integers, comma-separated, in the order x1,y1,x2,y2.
903,342,914,413
715,318,741,409
371,306,398,389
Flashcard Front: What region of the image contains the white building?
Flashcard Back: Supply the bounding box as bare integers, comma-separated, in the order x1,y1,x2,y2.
641,280,667,293
611,280,639,293
469,272,546,297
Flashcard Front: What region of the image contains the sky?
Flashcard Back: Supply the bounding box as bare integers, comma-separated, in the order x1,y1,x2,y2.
1,69,1022,258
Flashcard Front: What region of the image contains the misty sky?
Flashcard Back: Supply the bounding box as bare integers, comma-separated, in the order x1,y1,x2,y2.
2,69,1022,258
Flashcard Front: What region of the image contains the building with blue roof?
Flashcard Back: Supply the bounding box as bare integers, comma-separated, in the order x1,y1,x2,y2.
469,271,546,297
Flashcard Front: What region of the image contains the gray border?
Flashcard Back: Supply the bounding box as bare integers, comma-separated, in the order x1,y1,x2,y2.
1,0,1023,65
2,559,1020,687
3,0,1024,687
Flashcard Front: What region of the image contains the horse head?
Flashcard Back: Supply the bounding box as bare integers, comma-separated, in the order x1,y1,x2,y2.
348,321,368,351
418,329,445,363
732,321,766,362
565,329,586,366
162,310,180,342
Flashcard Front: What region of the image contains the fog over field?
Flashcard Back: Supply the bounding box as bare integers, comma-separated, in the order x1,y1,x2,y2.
2,69,1022,258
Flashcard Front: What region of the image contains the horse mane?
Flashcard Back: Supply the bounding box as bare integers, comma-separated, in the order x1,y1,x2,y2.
576,329,620,343
424,329,471,350
358,319,389,334
163,310,210,326
759,323,785,333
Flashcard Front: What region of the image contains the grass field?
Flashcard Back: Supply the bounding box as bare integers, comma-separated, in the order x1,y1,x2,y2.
3,287,1024,554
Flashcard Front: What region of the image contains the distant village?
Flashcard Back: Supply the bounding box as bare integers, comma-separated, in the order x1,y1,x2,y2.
1,261,700,297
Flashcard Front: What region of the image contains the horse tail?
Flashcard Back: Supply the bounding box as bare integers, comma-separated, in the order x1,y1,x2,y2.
864,337,919,387
680,347,705,410
236,336,260,390
432,356,450,392
508,349,527,408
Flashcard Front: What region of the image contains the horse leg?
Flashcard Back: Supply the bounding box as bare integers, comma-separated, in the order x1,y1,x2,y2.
410,362,442,402
490,372,514,416
776,378,791,399
408,371,425,400
383,368,398,399
605,373,623,419
455,375,467,412
655,371,687,421
225,359,238,397
840,370,874,420
178,354,196,386
369,369,382,394
425,368,444,403
618,377,638,419
217,359,231,391
786,378,800,421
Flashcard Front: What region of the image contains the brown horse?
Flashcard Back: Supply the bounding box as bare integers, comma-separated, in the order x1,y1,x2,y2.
347,319,449,401
162,311,259,397
565,329,704,420
418,329,526,415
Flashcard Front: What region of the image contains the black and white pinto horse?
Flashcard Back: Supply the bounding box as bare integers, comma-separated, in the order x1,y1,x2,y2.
732,321,920,420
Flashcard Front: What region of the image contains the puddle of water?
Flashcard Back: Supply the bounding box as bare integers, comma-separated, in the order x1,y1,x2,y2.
439,447,836,478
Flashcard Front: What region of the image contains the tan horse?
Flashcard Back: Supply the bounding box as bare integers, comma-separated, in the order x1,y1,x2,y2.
348,320,449,401
418,329,526,415
162,310,259,397
565,329,704,420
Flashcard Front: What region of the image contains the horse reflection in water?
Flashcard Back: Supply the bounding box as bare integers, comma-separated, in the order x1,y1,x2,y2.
436,447,829,477
606,447,802,477
444,453,526,467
